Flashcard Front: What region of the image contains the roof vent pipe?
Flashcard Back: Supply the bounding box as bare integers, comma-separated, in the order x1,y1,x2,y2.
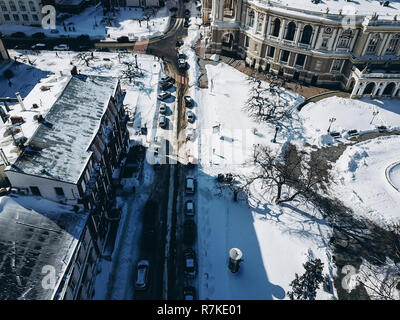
15,92,25,111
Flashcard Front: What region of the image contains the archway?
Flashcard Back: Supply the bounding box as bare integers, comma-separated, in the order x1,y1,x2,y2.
285,22,296,41
272,18,281,37
300,25,313,44
222,32,234,50
363,82,375,95
382,82,396,96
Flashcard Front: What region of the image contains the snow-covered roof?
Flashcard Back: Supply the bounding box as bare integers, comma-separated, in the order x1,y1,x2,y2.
7,75,118,184
0,195,88,300
251,0,400,17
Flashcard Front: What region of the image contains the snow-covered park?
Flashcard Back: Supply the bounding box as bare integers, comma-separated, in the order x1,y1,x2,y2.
0,5,171,41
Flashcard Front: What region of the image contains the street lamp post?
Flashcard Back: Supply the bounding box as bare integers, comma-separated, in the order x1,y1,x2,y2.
327,117,336,133
272,126,279,143
370,110,379,124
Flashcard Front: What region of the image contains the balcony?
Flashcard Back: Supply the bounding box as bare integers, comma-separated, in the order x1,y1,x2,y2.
282,39,295,47
297,43,310,50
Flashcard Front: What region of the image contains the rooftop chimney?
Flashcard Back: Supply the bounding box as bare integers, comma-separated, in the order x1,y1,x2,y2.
15,92,25,111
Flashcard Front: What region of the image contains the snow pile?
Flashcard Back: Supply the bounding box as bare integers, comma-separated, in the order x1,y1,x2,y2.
332,135,400,224
209,54,220,62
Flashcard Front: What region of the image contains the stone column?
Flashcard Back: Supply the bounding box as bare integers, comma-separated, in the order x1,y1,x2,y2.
377,33,389,56
311,25,320,49
349,29,359,52
361,33,372,56
235,0,242,24
218,0,225,21
278,19,287,40
265,15,271,38
294,22,302,44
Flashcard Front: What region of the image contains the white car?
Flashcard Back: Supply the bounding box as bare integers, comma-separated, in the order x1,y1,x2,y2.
53,44,69,51
31,43,46,50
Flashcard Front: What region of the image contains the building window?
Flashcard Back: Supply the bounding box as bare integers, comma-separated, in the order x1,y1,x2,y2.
331,60,342,72
30,186,41,196
385,34,400,55
254,43,258,53
315,60,322,71
247,9,254,28
12,14,19,21
3,13,10,20
0,1,7,11
18,0,26,11
266,46,275,58
280,50,290,63
55,187,65,197
32,14,38,21
337,31,352,49
321,38,328,48
366,35,380,55
22,14,28,21
272,18,280,37
244,35,249,48
9,1,16,11
295,54,306,67
300,25,313,44
256,14,263,34
28,0,36,11
285,21,296,41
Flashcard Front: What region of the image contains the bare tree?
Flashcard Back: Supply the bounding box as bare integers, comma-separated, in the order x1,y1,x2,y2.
120,61,143,84
242,144,326,204
243,74,290,123
73,52,97,67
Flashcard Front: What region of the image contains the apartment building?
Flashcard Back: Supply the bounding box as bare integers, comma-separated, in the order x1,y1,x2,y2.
0,0,45,25
204,0,400,98
4,74,129,256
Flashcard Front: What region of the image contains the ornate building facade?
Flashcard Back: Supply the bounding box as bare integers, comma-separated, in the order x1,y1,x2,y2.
202,0,400,98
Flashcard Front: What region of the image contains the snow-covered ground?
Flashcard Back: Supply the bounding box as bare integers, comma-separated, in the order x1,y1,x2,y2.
300,97,400,147
388,162,400,192
0,5,170,41
331,135,400,226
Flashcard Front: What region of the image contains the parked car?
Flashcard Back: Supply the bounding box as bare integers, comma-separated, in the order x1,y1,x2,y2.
159,81,173,91
187,110,195,123
159,103,167,115
159,115,167,129
50,29,60,34
177,52,185,59
176,40,183,47
31,43,46,50
183,220,196,245
185,177,195,194
178,58,187,70
184,20,189,28
117,36,129,43
183,286,196,300
184,96,193,108
135,259,150,290
184,200,195,217
53,44,69,51
161,75,175,83
157,91,171,101
31,32,45,39
184,9,191,18
184,248,197,278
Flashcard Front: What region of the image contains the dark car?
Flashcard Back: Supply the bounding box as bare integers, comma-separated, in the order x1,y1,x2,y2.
183,220,196,245
184,248,197,278
183,286,196,300
159,115,167,129
176,40,183,47
32,32,45,39
159,103,167,115
135,260,150,290
177,51,186,59
160,81,173,91
157,91,171,101
184,9,190,18
184,96,193,108
161,75,175,83
178,58,188,70
187,110,195,123
117,36,129,43
184,20,189,28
